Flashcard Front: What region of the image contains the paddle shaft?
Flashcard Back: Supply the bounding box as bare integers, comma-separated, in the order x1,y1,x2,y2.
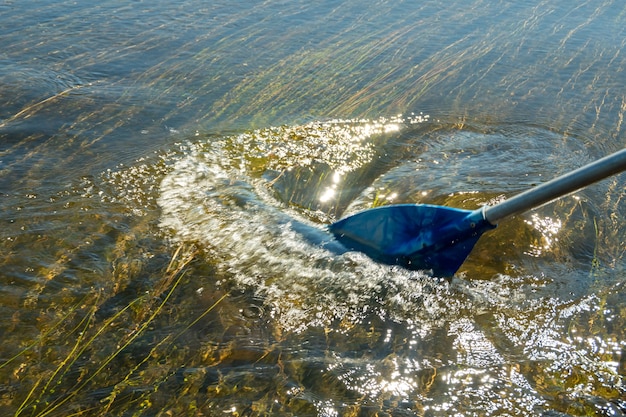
484,148,626,224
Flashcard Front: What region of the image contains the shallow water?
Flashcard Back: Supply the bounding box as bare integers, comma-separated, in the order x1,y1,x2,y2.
1,1,625,416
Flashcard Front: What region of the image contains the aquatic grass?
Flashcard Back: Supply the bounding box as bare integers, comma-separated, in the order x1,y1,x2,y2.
14,296,107,417
96,335,174,416
13,297,143,416
0,84,88,130
1,1,626,415
0,299,86,372
4,121,623,416
1,242,234,417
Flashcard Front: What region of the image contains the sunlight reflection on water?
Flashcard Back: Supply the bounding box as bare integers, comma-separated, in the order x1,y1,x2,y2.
155,117,625,415
2,0,625,414
158,117,443,333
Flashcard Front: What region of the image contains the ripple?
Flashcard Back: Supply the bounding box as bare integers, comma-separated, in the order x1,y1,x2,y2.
153,118,625,415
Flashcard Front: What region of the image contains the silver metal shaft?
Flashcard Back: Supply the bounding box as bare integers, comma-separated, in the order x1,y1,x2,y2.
484,148,626,224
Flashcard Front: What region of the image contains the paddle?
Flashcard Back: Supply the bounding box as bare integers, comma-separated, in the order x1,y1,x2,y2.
329,148,626,276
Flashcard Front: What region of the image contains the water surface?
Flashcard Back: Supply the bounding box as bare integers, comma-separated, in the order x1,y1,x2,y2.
1,0,625,416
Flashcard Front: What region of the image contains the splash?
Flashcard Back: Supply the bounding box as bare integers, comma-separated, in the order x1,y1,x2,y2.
132,118,624,415
157,117,475,334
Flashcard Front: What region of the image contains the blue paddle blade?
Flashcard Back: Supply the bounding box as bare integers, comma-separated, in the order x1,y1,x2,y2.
328,204,496,276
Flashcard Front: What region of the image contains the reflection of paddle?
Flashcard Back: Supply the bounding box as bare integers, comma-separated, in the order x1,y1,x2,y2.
329,148,626,276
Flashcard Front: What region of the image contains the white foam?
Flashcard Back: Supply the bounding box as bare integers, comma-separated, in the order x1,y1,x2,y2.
157,138,473,333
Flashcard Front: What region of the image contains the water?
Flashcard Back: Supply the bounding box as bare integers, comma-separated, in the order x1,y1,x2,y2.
1,0,625,416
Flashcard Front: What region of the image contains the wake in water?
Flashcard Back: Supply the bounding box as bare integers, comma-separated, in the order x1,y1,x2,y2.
154,118,625,415
157,117,471,334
